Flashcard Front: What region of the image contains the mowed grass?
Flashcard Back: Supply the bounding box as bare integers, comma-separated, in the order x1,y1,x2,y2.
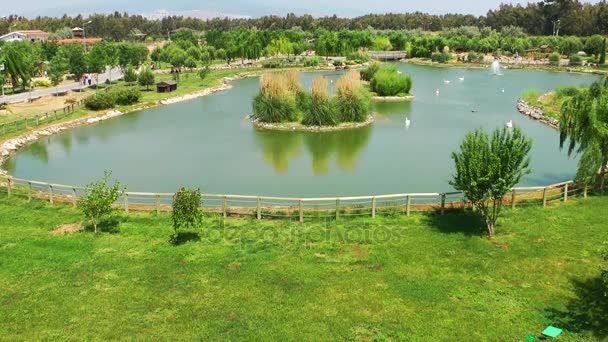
0,196,607,341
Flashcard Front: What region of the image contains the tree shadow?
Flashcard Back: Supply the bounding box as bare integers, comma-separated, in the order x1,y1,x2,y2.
545,277,608,340
83,216,122,234
170,232,201,246
422,209,486,236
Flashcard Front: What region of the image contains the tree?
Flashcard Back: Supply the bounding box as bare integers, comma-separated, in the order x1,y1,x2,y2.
171,187,203,242
85,43,108,84
450,127,532,236
2,41,38,91
184,56,198,70
60,44,86,86
170,48,187,68
48,52,68,95
560,78,608,191
123,65,137,83
138,67,155,90
78,171,123,233
198,65,210,82
600,37,607,65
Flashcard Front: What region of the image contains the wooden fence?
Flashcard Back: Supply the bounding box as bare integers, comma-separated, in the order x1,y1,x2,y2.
0,175,588,222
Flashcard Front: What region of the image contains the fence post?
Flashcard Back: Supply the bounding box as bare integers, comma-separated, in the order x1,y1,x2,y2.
406,195,411,216
371,197,376,218
48,184,54,205
563,183,569,202
440,193,446,215
27,181,32,202
256,197,261,220
222,196,227,219
71,187,77,208
542,187,548,208
155,194,160,214
124,193,129,213
6,177,11,197
583,184,588,199
299,200,304,223
511,189,516,209
335,198,340,220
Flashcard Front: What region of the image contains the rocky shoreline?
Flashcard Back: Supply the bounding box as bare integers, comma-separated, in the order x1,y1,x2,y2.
252,115,374,132
516,99,559,130
372,95,415,101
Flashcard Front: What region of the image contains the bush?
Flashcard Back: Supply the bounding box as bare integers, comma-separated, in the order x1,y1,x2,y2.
78,171,123,233
84,92,116,110
302,77,338,126
556,86,580,98
138,67,155,90
123,65,137,83
344,60,357,66
360,63,380,81
253,73,299,123
171,187,203,243
335,71,372,122
262,60,281,69
431,51,452,63
467,51,479,62
34,80,51,87
347,51,370,63
370,67,413,96
304,56,323,67
114,87,141,106
332,60,344,67
569,54,583,66
549,52,561,65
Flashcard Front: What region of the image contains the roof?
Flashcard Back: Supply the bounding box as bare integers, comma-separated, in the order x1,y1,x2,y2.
54,38,103,44
0,30,48,39
157,81,178,86
72,27,84,31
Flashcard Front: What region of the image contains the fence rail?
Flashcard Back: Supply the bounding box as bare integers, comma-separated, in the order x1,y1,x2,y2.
0,175,588,222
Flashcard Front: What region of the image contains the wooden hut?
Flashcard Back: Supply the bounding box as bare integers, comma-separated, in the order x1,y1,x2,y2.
156,80,177,93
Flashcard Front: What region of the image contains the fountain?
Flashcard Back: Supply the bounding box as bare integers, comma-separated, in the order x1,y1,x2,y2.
491,60,502,75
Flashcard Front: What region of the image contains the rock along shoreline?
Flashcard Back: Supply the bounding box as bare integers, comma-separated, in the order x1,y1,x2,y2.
0,75,249,176
252,115,375,132
372,95,415,102
515,99,559,130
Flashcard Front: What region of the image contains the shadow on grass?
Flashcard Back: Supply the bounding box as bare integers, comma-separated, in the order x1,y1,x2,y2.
83,216,122,234
170,232,201,246
422,209,486,236
545,277,608,339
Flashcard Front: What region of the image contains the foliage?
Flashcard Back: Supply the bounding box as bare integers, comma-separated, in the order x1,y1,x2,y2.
48,51,68,91
303,56,323,67
85,44,107,75
197,65,210,82
569,54,583,66
137,67,155,90
549,52,561,65
600,38,607,65
301,77,337,126
84,88,141,110
253,73,299,123
262,60,281,69
450,127,532,236
171,187,203,242
346,51,369,63
77,171,122,233
373,37,393,51
123,65,137,83
560,78,608,191
369,66,413,96
431,51,452,63
335,71,371,122
113,87,141,105
184,57,198,70
2,41,39,90
360,62,380,81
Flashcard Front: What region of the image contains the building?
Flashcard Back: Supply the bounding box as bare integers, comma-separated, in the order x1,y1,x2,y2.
156,81,178,93
0,30,49,43
71,27,84,38
55,38,103,45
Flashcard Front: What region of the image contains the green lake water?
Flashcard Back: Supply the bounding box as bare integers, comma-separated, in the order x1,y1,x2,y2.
3,64,598,197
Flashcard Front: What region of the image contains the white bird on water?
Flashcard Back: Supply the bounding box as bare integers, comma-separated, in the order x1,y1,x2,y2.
397,70,403,74
506,120,513,128
405,118,411,127
444,80,451,84
458,77,465,81
435,89,440,95
501,88,505,93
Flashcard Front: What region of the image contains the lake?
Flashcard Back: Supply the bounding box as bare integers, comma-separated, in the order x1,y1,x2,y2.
3,64,598,197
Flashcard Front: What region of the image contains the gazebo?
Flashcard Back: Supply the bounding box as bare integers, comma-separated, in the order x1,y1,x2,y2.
156,81,178,93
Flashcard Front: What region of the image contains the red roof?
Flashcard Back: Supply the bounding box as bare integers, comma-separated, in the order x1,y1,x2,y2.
19,30,49,37
55,38,103,44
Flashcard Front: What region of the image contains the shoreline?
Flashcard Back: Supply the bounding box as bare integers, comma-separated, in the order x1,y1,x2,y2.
516,99,559,130
372,95,414,101
252,115,374,132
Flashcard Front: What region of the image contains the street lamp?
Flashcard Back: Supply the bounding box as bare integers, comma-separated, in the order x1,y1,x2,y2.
83,20,92,51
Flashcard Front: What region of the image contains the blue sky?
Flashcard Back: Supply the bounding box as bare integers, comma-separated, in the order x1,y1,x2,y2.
3,0,604,18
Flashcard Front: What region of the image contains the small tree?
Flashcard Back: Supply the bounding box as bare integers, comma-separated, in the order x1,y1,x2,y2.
138,67,155,90
49,53,68,95
78,172,123,233
198,65,210,82
549,52,561,66
450,127,532,237
600,37,607,65
123,65,138,83
171,187,203,241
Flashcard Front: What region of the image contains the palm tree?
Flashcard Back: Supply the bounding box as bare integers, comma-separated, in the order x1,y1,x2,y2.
560,78,608,192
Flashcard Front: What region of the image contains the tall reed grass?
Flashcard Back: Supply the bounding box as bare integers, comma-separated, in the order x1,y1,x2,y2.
335,71,372,122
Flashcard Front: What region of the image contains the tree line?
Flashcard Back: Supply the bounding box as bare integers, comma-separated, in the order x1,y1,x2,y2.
2,1,608,40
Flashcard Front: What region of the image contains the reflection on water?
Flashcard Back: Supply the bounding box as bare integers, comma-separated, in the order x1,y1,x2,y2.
255,126,372,175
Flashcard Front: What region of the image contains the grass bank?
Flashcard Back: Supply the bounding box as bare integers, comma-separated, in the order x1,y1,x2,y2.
0,196,606,340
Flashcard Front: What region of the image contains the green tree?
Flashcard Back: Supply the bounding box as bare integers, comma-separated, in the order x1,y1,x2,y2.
197,65,210,82
138,67,155,90
60,44,86,86
2,41,38,91
374,37,393,51
170,48,187,68
123,65,138,83
600,37,606,65
78,171,123,233
184,56,198,70
48,52,68,95
171,187,203,242
450,127,532,236
560,78,608,191
86,43,108,84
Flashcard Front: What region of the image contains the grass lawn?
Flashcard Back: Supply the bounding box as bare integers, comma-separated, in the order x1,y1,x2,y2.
0,196,606,340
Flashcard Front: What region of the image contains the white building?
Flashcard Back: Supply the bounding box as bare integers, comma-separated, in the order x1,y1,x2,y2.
0,30,49,43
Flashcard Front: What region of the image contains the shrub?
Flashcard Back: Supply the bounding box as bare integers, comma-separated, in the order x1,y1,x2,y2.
332,60,344,67
569,54,583,66
78,171,123,233
549,52,561,65
138,67,155,90
347,51,370,63
84,92,116,110
431,51,452,63
302,77,338,126
556,86,580,98
360,62,380,81
467,51,479,62
344,60,357,66
253,73,299,123
262,60,281,68
34,80,51,87
370,66,413,96
114,87,141,105
171,187,203,243
304,56,323,67
123,65,137,83
335,71,371,122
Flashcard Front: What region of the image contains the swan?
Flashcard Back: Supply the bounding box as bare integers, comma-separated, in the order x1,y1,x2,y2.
405,118,411,127
506,120,513,128
458,77,465,81
444,80,451,84
501,88,505,93
435,89,440,95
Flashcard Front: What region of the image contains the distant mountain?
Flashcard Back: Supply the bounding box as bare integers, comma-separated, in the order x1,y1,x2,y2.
142,9,250,20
